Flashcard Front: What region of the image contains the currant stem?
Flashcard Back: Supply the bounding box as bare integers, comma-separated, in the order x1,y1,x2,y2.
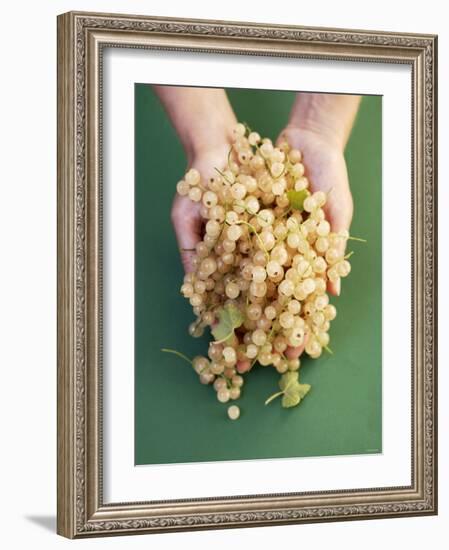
264,391,284,405
235,220,270,260
235,201,267,224
161,348,193,366
264,378,296,405
348,236,367,243
213,330,235,345
227,145,233,170
334,234,367,243
242,121,252,135
272,165,287,180
214,203,231,244
219,373,233,388
252,139,270,170
214,167,233,185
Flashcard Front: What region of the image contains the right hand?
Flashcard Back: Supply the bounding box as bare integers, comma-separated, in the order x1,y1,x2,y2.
171,143,231,274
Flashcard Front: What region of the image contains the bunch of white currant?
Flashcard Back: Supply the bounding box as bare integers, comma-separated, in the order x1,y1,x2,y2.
172,123,353,420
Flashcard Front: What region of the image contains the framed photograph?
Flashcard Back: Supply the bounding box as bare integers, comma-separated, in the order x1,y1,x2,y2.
57,11,438,538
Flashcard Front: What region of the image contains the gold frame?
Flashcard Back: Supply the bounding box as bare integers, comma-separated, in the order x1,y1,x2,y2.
57,10,438,538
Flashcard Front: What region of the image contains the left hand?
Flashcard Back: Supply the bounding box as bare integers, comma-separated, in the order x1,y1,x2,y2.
277,125,354,298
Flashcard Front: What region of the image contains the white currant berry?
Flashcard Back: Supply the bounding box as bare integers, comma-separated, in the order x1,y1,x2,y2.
227,405,240,420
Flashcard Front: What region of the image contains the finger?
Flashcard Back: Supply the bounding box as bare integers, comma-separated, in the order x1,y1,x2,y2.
236,359,251,373
325,187,353,297
274,129,290,149
174,219,202,273
284,345,305,360
233,328,252,373
284,332,308,360
328,279,341,297
171,200,203,273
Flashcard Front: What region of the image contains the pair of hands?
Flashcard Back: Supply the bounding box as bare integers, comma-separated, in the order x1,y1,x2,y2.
171,123,354,371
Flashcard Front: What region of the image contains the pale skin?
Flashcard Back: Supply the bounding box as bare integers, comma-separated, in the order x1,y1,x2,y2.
153,85,361,372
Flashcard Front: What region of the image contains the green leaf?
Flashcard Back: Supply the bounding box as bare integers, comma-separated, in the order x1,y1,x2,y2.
211,303,244,344
265,371,311,408
282,383,311,408
279,371,299,391
282,389,301,408
286,189,310,211
279,371,311,408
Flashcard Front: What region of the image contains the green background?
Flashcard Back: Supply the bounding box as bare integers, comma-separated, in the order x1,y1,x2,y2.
134,86,382,465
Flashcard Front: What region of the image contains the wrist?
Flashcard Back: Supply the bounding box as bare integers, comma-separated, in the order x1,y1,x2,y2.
279,124,346,158
185,115,237,163
285,94,361,152
153,86,238,164
283,121,346,153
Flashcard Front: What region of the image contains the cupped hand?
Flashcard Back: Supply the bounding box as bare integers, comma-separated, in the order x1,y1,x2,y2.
277,126,354,297
171,144,231,273
266,126,354,361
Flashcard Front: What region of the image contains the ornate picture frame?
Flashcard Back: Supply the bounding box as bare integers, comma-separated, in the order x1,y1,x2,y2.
57,10,437,538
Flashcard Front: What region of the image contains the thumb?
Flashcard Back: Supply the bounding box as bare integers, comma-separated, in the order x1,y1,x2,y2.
171,197,203,273
275,128,291,149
